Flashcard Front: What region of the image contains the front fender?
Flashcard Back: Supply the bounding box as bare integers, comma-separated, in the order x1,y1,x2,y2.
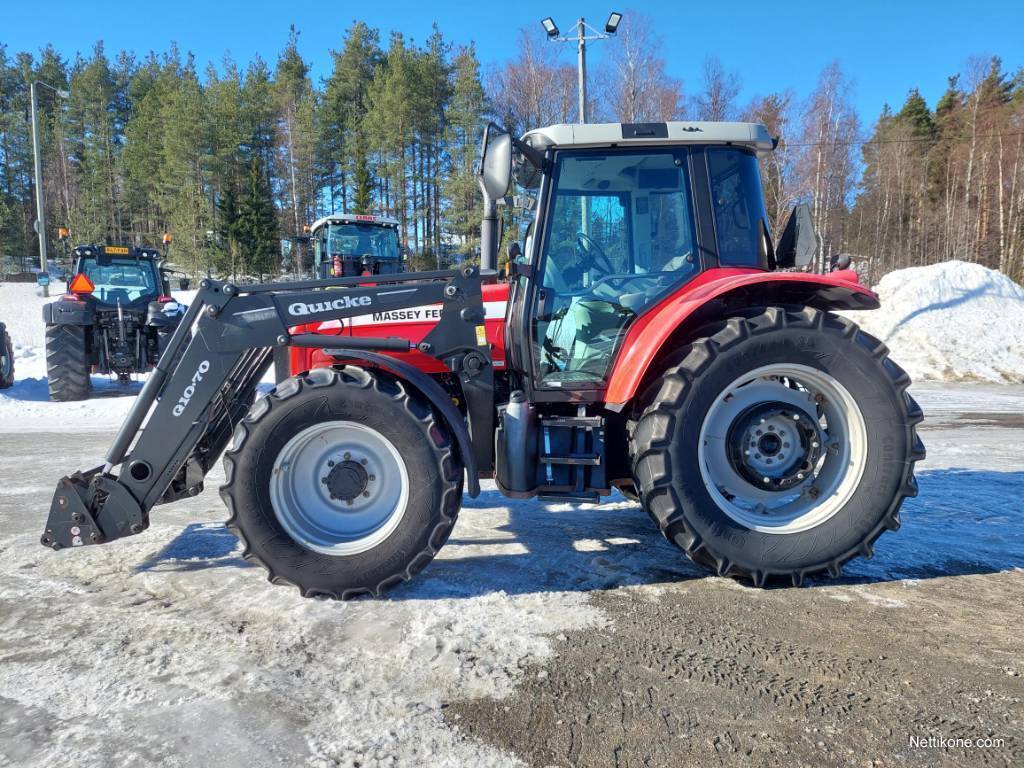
603,268,878,406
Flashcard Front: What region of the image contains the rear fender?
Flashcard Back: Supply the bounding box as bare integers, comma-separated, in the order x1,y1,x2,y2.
604,268,878,407
43,298,94,326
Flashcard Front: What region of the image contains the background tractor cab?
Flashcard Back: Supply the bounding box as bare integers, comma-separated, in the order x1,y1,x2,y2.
309,214,404,279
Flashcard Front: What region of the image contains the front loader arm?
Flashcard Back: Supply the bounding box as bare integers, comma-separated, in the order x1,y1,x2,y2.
42,266,492,551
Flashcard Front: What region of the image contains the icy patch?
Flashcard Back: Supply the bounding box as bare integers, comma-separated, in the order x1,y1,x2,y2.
844,261,1024,383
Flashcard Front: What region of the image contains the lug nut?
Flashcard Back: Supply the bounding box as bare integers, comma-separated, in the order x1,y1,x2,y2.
346,499,353,506
369,475,376,481
762,477,771,484
344,452,351,460
322,477,328,484
362,491,370,497
360,458,367,465
328,460,335,467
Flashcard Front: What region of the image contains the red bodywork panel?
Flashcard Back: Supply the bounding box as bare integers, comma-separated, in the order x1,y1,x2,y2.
289,281,511,376
603,268,876,404
289,268,876,407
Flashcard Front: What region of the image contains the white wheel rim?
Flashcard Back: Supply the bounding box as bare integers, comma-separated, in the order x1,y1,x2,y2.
269,421,409,555
697,363,867,534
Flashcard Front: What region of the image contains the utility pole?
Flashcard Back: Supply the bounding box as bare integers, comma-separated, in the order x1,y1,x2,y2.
29,81,69,297
576,18,588,124
541,12,621,125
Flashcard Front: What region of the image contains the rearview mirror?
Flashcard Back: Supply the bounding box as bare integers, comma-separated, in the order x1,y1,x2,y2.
178,277,191,291
775,204,817,269
477,123,512,201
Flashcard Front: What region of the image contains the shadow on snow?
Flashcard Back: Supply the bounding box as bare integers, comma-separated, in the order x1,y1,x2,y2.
138,468,1024,597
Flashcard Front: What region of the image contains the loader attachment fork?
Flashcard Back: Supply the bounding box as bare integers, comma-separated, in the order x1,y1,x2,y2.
41,266,493,551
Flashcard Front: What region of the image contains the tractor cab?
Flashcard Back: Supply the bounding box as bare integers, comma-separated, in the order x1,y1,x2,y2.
310,214,403,279
490,122,780,398
68,245,165,307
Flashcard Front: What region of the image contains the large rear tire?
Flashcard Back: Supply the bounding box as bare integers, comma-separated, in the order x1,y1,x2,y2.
220,366,463,599
0,323,14,389
45,324,92,401
630,306,925,586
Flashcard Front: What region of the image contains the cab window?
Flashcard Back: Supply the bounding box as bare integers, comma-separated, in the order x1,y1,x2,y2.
707,147,770,267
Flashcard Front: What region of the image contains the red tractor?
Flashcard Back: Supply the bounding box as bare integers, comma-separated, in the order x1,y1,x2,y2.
42,121,923,597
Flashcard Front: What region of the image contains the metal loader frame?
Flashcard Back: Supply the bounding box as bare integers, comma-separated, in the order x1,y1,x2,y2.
41,266,494,551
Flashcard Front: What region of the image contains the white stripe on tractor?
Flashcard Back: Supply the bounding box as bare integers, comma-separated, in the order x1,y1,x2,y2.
320,300,507,331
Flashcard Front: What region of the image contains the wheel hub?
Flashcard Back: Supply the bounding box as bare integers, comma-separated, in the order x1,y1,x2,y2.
324,460,369,502
697,363,868,535
269,421,408,555
728,403,822,492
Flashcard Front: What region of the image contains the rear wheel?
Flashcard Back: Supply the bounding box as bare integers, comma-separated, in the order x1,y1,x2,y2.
0,323,14,389
220,366,463,598
630,306,924,586
45,324,92,401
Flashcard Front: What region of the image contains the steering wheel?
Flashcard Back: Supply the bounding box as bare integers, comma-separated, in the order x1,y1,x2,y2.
575,232,614,274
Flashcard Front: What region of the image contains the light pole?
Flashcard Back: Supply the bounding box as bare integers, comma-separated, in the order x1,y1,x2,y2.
30,80,69,296
541,12,621,124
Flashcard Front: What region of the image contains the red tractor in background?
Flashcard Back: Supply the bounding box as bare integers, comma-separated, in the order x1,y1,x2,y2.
43,120,923,598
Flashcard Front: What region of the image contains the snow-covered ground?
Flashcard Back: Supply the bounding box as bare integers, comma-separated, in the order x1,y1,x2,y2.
0,384,1021,767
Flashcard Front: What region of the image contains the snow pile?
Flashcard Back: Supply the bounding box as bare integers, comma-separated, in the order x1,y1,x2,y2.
851,261,1024,383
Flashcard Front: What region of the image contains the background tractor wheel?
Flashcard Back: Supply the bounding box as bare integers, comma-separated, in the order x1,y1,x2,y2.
630,306,925,587
0,323,14,389
220,365,464,599
45,324,91,401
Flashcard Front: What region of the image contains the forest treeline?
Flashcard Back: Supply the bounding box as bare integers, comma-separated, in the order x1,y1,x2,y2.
1,12,1023,282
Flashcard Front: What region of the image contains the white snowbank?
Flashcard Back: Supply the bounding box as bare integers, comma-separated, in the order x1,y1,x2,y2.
849,261,1024,383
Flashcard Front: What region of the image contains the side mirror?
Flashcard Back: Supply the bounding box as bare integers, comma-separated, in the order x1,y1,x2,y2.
775,203,817,269
477,123,512,201
507,241,522,262
179,277,191,291
830,253,852,272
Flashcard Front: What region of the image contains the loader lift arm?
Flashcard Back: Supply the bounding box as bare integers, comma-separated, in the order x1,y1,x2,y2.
41,266,493,551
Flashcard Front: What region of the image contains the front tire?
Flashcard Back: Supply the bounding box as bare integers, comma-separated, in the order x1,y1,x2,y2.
630,306,924,586
0,323,14,389
45,324,92,401
220,366,463,598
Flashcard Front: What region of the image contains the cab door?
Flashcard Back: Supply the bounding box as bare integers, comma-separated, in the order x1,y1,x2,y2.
521,146,703,396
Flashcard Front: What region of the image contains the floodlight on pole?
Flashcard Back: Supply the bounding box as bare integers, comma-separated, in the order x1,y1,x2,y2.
540,12,622,124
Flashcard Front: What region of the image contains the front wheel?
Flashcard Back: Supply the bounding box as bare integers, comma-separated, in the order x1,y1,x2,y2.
630,306,925,586
0,323,14,389
220,366,463,598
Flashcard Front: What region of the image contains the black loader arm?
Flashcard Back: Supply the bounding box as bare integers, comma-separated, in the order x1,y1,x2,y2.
41,266,493,551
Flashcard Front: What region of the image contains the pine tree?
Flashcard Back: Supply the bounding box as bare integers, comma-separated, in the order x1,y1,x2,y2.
442,45,486,260
321,21,381,215
236,156,278,280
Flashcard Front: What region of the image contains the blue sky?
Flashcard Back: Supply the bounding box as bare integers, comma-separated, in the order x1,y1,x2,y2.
2,0,1022,127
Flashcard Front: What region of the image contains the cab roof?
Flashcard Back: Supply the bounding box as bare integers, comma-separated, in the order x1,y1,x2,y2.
310,213,400,233
73,244,162,259
522,121,775,156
